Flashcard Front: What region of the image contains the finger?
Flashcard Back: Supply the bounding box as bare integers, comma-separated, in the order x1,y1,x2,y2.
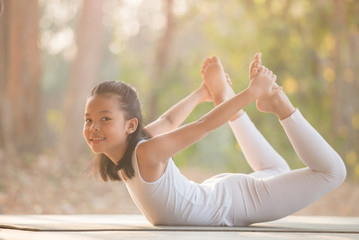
225,73,232,86
201,66,206,74
256,66,263,76
202,60,209,68
249,61,256,71
257,52,262,65
254,52,261,63
202,58,210,68
201,65,206,74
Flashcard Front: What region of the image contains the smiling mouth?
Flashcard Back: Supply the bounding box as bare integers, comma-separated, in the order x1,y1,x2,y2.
90,137,106,142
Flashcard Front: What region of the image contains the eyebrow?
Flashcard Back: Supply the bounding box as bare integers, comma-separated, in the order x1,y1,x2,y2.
85,110,113,116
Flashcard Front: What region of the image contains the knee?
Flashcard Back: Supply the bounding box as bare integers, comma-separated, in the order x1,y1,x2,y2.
334,158,347,186
326,155,347,188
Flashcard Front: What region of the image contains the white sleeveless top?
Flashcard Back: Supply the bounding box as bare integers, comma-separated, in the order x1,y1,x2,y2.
122,141,233,226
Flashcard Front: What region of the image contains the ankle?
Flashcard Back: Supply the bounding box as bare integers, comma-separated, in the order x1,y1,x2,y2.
275,106,296,120
213,89,235,106
213,89,244,121
272,91,296,120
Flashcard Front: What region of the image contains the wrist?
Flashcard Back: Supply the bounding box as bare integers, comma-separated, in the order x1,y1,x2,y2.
246,85,260,101
193,88,205,104
213,95,227,106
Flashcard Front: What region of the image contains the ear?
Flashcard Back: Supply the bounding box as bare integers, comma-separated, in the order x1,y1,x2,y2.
126,118,139,135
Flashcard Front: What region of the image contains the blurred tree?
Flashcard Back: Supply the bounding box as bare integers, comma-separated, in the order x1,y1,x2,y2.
331,0,359,177
59,0,105,159
0,0,41,156
146,0,176,121
0,0,3,16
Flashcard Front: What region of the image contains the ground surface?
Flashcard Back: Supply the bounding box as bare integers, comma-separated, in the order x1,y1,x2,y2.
0,215,358,240
1,166,358,216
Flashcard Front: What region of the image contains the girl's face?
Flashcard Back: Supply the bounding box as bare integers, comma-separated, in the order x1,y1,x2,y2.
83,94,134,158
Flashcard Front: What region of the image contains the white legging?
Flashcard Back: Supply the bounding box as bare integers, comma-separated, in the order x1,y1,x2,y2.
227,109,346,226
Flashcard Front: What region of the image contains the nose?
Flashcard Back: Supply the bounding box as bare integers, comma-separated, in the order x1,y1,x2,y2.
90,122,100,131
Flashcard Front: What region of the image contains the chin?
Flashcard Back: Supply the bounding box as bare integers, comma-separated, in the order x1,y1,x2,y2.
91,148,104,154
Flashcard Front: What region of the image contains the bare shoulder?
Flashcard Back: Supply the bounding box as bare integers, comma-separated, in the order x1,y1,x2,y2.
136,140,168,182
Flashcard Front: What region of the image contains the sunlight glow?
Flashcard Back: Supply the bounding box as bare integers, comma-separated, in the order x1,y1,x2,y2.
41,27,75,56
173,0,188,16
323,67,335,83
290,1,307,18
42,0,81,26
346,151,357,167
283,77,298,94
253,0,266,5
352,114,359,129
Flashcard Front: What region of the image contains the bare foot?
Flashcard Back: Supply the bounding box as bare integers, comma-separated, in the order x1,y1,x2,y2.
201,56,243,120
201,56,234,104
249,53,296,120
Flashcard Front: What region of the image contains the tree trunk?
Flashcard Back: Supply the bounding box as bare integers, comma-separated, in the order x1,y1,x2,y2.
0,0,41,156
147,0,175,121
59,0,105,159
332,0,345,132
332,0,359,176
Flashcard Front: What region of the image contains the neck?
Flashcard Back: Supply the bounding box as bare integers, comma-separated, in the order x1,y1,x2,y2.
105,141,129,165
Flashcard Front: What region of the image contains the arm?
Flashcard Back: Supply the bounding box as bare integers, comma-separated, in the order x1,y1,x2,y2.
137,66,279,181
144,83,211,137
139,88,255,166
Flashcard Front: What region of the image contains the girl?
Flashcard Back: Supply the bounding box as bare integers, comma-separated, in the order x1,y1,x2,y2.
83,53,346,226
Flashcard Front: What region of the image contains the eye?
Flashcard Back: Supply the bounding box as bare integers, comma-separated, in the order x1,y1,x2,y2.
102,117,111,121
85,118,92,124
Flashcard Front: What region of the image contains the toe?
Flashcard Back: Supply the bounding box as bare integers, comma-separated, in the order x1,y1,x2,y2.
254,53,260,62
252,68,258,75
212,56,220,64
249,60,256,69
272,74,277,81
201,58,211,70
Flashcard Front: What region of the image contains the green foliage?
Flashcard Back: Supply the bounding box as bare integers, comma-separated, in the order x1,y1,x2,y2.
38,0,359,179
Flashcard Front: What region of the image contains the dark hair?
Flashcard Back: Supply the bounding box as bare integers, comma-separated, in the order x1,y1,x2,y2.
89,81,147,181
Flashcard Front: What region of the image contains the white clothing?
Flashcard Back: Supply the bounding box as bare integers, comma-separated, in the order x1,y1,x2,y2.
122,109,346,226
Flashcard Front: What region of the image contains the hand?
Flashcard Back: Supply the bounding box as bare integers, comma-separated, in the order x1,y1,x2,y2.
198,82,213,103
249,66,282,100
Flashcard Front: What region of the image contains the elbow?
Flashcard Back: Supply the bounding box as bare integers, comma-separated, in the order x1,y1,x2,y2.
196,117,211,132
197,115,218,132
163,115,178,130
194,118,212,139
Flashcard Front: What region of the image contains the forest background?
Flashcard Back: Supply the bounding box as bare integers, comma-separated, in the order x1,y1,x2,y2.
0,0,358,215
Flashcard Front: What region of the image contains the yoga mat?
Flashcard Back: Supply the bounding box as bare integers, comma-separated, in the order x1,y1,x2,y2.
0,215,358,233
